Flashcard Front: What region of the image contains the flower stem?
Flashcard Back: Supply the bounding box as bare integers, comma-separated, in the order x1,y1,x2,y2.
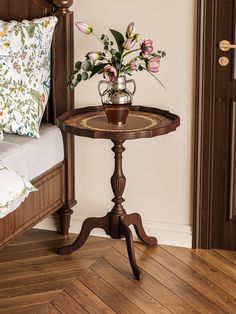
143,68,166,89
92,32,103,43
122,48,141,59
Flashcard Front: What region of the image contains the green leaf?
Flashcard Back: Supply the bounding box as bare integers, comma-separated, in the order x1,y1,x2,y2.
110,29,125,54
138,65,143,71
90,63,109,78
82,60,93,71
110,49,118,56
81,72,89,80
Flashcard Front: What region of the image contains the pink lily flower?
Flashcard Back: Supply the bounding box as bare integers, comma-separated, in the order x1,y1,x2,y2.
123,38,136,50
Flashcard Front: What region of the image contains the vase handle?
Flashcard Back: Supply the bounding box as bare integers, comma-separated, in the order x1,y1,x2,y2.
126,79,136,96
98,80,109,97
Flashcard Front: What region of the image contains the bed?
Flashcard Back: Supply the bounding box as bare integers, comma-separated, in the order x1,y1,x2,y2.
0,0,76,248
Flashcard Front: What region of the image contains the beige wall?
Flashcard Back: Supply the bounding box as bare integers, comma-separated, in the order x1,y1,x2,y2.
37,0,196,247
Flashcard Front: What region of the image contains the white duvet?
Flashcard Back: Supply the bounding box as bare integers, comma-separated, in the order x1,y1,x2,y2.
0,160,36,218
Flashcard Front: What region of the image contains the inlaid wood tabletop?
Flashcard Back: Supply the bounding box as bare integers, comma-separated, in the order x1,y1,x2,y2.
57,105,180,140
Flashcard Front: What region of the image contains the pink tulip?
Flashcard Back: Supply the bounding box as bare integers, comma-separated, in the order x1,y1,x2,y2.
126,22,136,39
123,38,136,50
146,57,160,73
130,60,139,71
103,65,118,82
141,39,154,58
75,22,93,34
86,51,104,61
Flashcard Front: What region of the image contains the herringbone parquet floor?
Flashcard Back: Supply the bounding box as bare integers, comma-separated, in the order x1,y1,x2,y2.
1,229,236,313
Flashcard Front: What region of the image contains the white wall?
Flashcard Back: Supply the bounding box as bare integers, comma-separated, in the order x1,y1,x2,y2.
37,0,196,247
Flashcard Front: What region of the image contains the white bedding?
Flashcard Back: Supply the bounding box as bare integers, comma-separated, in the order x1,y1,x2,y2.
0,161,36,218
0,123,64,181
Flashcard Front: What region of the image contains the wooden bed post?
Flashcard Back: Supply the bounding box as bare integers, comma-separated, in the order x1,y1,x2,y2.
52,0,77,234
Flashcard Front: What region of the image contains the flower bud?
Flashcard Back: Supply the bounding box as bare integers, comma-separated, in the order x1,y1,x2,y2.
75,22,93,34
86,51,104,61
103,65,118,82
130,60,139,71
146,57,161,73
123,38,136,50
126,22,136,39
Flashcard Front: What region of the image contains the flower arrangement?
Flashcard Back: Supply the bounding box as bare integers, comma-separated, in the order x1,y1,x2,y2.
69,21,166,89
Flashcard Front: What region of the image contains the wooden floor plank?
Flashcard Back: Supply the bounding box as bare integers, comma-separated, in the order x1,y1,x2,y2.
0,268,80,290
0,238,75,259
36,304,61,314
51,291,87,314
0,279,67,299
213,249,236,265
193,249,236,280
0,291,58,311
6,229,70,246
66,279,115,313
134,242,236,313
0,238,116,280
0,257,93,282
104,246,199,313
163,245,236,300
115,242,220,314
0,235,114,257
91,257,170,313
1,229,236,314
77,268,145,314
0,303,59,314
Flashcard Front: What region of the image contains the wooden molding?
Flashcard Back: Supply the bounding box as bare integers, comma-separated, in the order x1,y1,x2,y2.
193,0,217,248
53,0,73,11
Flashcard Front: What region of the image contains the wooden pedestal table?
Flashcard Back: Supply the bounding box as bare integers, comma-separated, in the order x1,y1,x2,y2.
57,105,180,280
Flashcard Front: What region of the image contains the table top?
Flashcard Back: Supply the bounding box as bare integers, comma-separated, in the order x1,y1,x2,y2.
57,105,180,141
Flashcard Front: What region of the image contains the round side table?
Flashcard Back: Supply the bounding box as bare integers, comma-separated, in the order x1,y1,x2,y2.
57,105,180,280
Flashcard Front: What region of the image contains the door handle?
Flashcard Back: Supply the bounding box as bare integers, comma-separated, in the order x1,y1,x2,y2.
219,40,236,51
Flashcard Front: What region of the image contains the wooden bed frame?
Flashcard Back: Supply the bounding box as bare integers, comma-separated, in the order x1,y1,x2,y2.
0,0,76,248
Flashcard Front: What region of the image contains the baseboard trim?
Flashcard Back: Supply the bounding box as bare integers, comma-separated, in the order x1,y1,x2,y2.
35,212,192,248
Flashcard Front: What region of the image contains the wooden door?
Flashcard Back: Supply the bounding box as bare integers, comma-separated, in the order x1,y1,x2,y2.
194,0,236,249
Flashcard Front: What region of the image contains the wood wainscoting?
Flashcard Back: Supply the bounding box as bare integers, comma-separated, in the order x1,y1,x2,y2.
0,163,65,248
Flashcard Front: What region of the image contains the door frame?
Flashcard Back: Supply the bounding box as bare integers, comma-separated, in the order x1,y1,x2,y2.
193,0,218,248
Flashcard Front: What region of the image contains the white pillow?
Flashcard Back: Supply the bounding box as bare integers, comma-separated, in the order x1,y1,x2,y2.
0,16,58,138
0,161,36,218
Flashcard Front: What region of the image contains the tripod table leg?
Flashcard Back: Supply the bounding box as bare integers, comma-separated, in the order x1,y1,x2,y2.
123,213,157,246
120,216,142,281
58,213,110,255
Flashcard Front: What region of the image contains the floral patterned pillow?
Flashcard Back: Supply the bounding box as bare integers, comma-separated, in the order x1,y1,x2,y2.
0,161,37,218
0,16,58,138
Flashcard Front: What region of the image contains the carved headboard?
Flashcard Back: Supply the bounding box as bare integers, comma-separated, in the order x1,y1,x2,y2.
0,0,74,124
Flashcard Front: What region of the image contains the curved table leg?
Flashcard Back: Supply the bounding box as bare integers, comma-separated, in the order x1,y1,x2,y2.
123,213,157,247
120,217,142,281
58,213,110,255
